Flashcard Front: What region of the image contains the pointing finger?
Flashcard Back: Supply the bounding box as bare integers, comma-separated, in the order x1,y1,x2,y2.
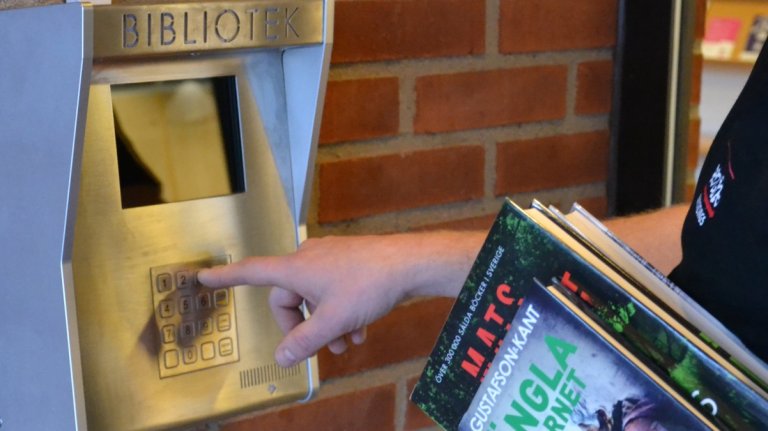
198,256,287,288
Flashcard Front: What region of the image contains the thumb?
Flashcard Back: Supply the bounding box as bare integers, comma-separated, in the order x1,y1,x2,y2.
275,305,344,367
198,256,285,288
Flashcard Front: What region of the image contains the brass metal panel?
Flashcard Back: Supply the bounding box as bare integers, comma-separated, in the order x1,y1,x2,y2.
72,57,311,430
93,0,324,60
150,256,240,378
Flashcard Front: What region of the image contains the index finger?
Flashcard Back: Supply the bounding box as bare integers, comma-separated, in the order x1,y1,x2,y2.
197,256,286,288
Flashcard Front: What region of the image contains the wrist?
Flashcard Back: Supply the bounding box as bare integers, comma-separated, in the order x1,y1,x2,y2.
399,230,486,299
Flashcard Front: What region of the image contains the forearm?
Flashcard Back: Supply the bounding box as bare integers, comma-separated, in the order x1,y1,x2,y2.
602,204,688,274
199,230,487,364
402,204,688,299
401,230,487,299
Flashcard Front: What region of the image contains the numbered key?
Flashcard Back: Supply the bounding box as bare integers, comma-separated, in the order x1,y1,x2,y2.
156,273,173,293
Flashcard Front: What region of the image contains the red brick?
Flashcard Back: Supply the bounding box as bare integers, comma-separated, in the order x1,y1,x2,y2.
694,0,707,39
318,146,485,223
499,0,617,53
331,0,484,64
319,298,454,380
414,67,568,134
575,195,608,219
418,214,497,232
690,53,703,106
575,60,614,115
222,384,396,431
405,377,436,431
320,78,400,145
495,131,610,196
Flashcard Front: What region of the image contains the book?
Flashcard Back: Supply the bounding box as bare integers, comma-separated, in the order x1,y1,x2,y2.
526,204,768,429
411,198,768,430
458,280,714,431
539,201,768,386
702,17,741,61
740,15,768,62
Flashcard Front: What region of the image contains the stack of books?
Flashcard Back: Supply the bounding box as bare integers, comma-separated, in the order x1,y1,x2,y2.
411,198,768,430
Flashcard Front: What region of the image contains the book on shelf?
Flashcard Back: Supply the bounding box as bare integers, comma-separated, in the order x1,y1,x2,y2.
410,198,768,431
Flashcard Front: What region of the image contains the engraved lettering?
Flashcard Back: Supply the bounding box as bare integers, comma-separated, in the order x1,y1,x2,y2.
286,7,299,38
215,9,240,43
265,7,279,41
160,12,176,46
147,12,152,46
122,13,139,48
102,3,320,57
183,12,197,45
247,8,259,40
203,10,208,44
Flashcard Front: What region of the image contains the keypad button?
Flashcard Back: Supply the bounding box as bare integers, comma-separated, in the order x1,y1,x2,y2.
156,273,173,293
219,337,234,356
159,300,174,318
179,296,193,315
176,270,193,289
151,257,239,378
183,346,197,364
217,313,231,332
201,342,215,360
214,289,229,307
180,321,196,340
161,324,176,344
197,292,211,310
200,317,213,335
164,350,179,369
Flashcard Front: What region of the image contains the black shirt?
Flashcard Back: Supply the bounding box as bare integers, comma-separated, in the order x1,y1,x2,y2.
669,43,768,362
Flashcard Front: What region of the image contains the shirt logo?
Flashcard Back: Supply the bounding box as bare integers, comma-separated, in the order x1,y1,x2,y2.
695,164,726,226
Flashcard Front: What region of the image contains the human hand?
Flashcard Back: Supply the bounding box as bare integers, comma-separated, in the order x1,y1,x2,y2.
197,235,417,367
197,231,483,368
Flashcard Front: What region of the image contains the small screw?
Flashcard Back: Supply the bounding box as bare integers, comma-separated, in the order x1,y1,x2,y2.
268,384,277,394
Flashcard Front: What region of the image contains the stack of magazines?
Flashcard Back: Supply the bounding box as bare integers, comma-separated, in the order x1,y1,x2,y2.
411,198,768,430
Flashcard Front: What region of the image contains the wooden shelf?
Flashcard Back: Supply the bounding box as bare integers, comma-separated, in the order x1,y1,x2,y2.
703,0,768,64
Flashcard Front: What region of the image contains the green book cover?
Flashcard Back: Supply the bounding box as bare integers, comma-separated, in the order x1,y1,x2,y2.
458,281,711,431
410,199,768,430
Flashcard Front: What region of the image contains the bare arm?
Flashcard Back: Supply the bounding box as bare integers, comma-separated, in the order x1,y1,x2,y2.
602,204,688,275
198,230,485,367
198,204,688,367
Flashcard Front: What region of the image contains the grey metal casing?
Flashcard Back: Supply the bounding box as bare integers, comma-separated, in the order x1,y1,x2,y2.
0,1,332,429
0,5,91,430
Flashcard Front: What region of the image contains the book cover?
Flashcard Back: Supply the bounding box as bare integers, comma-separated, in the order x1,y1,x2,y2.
546,201,768,388
411,199,768,430
458,281,713,431
702,17,741,60
411,199,557,429
740,15,768,62
521,204,768,430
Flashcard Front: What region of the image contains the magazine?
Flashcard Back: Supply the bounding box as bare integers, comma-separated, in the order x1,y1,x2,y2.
411,199,768,430
458,280,714,431
541,201,768,386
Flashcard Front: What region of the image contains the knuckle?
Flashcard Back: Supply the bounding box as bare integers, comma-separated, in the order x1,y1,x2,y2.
289,330,316,356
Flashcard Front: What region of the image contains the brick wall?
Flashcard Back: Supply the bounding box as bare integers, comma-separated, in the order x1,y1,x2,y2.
223,1,618,430
0,0,704,430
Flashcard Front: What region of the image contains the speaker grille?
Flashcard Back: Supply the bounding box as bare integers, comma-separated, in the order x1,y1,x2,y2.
239,363,302,389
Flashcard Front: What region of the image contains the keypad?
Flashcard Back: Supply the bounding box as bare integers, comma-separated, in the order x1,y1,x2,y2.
150,256,240,378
